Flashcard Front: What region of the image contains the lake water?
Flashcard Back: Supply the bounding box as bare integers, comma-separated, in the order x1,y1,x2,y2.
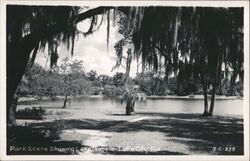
19,96,243,116
65,97,243,115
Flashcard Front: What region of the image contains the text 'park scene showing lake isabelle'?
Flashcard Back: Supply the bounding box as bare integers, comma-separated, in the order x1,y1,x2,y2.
5,4,247,157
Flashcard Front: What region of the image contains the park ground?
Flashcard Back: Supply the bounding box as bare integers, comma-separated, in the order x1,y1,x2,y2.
8,97,244,155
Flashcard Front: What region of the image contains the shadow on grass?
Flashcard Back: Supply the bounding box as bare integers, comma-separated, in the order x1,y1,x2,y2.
104,112,244,155
7,119,126,155
27,119,126,130
107,113,129,116
8,113,243,155
7,126,83,155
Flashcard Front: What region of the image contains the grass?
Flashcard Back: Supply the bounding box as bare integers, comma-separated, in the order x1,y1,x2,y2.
9,100,244,155
10,113,243,155
104,113,243,155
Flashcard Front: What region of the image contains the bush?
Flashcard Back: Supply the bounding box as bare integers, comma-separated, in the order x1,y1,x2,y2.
45,118,64,140
7,118,71,155
15,107,46,120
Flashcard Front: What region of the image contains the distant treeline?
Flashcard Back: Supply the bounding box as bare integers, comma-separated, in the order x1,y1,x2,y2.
18,61,243,99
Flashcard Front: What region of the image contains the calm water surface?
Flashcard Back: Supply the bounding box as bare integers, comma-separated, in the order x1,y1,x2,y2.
20,97,243,115
65,97,243,115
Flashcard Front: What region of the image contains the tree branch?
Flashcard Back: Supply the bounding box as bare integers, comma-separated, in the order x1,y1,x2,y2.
73,6,114,24
19,6,129,45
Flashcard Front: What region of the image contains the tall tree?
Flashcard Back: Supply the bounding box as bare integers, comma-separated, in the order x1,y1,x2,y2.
177,7,244,116
118,7,243,116
59,57,86,107
7,6,115,125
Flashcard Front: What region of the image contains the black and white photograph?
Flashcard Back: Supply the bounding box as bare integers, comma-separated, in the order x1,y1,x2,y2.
0,0,249,160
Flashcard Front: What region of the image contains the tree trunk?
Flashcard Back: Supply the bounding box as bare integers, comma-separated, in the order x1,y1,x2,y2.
7,92,18,126
125,49,132,79
131,99,135,112
7,17,45,125
203,89,209,116
202,77,209,116
7,41,37,126
209,84,216,116
63,95,68,108
126,98,133,115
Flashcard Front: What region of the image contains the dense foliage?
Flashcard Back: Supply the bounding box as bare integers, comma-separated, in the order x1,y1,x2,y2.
114,7,243,116
18,60,94,100
8,6,244,123
19,64,243,99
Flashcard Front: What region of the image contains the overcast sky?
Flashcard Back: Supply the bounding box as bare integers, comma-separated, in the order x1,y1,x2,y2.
35,15,139,77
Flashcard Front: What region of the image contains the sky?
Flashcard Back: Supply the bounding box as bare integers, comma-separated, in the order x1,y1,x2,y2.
35,14,140,77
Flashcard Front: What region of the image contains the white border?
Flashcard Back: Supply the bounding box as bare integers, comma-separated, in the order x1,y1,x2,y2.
0,0,249,7
0,1,249,161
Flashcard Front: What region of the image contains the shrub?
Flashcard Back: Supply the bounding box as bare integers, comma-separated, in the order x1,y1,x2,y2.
44,118,65,140
15,107,46,120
